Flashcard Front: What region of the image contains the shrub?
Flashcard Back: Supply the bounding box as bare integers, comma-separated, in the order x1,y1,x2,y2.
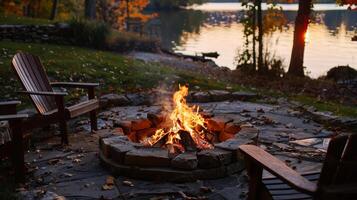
107,30,159,52
326,65,357,82
68,18,110,49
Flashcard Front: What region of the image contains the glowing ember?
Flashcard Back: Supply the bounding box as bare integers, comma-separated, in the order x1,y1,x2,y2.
142,85,213,153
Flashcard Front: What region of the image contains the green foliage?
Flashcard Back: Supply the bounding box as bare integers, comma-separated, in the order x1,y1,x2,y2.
237,2,255,66
0,14,55,25
68,19,110,49
106,30,159,52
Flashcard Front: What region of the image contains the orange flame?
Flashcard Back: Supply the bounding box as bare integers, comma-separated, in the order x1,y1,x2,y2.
142,85,213,153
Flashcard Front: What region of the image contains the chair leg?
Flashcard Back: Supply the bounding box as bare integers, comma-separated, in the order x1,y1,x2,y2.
90,110,97,132
245,157,264,200
88,88,98,132
10,120,25,182
59,118,68,145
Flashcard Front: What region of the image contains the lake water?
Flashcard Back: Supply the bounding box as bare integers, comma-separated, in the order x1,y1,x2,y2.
152,3,357,78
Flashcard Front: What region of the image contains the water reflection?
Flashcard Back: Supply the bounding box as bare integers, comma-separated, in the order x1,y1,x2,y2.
152,4,357,78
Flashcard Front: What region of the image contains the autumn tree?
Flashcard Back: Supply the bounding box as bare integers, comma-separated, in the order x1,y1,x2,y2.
98,0,155,30
85,0,96,20
50,0,59,20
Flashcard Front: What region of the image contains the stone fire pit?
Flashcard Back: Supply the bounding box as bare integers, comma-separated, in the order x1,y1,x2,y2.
99,112,259,182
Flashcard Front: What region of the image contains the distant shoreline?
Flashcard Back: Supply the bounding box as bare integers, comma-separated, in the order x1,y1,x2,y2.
187,3,350,12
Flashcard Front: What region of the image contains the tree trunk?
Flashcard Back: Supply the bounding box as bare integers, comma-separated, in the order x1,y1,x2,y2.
256,0,266,73
85,0,96,20
288,0,312,77
252,2,257,70
50,0,59,20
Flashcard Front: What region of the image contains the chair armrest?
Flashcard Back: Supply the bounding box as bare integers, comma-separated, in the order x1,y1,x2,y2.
0,114,28,121
18,91,68,96
50,82,99,89
0,101,21,115
239,145,317,195
0,101,21,106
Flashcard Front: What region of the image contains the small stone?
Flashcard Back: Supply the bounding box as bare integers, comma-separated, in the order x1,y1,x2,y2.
215,138,252,152
290,138,322,147
273,142,290,150
125,148,170,167
100,93,130,107
285,123,294,129
197,148,232,168
236,127,259,141
100,136,130,156
231,92,257,101
192,92,211,102
131,119,152,131
110,143,136,163
208,90,231,102
171,152,198,170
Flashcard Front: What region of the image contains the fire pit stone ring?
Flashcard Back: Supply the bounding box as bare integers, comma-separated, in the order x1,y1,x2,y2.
99,123,258,182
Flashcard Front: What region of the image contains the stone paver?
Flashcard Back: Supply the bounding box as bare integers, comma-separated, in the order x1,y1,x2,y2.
19,99,345,199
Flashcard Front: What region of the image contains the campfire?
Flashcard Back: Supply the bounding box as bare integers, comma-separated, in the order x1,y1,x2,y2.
142,85,213,154
99,85,258,181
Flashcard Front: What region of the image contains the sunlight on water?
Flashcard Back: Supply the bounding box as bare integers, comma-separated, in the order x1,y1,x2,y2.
174,22,357,78
164,3,357,78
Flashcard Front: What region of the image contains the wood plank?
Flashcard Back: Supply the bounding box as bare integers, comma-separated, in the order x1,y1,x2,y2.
23,54,52,112
25,54,55,111
66,99,99,118
272,194,312,200
31,54,57,110
240,145,317,195
51,82,99,88
13,54,46,113
263,172,320,185
318,135,348,185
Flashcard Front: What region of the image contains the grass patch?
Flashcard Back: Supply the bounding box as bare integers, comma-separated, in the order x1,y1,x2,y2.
0,41,236,106
291,95,357,118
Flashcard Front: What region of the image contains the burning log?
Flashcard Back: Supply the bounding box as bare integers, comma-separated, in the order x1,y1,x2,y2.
141,85,213,153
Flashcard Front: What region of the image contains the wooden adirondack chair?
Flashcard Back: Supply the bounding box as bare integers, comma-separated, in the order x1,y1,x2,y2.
11,52,99,144
239,134,357,200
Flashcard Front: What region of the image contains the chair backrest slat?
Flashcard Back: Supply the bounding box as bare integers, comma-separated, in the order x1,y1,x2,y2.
12,53,56,114
25,54,57,110
318,134,357,186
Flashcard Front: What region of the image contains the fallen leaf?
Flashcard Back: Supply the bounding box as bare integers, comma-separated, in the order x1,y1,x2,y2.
106,176,115,185
54,196,66,200
122,180,134,187
63,173,73,177
102,176,115,190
